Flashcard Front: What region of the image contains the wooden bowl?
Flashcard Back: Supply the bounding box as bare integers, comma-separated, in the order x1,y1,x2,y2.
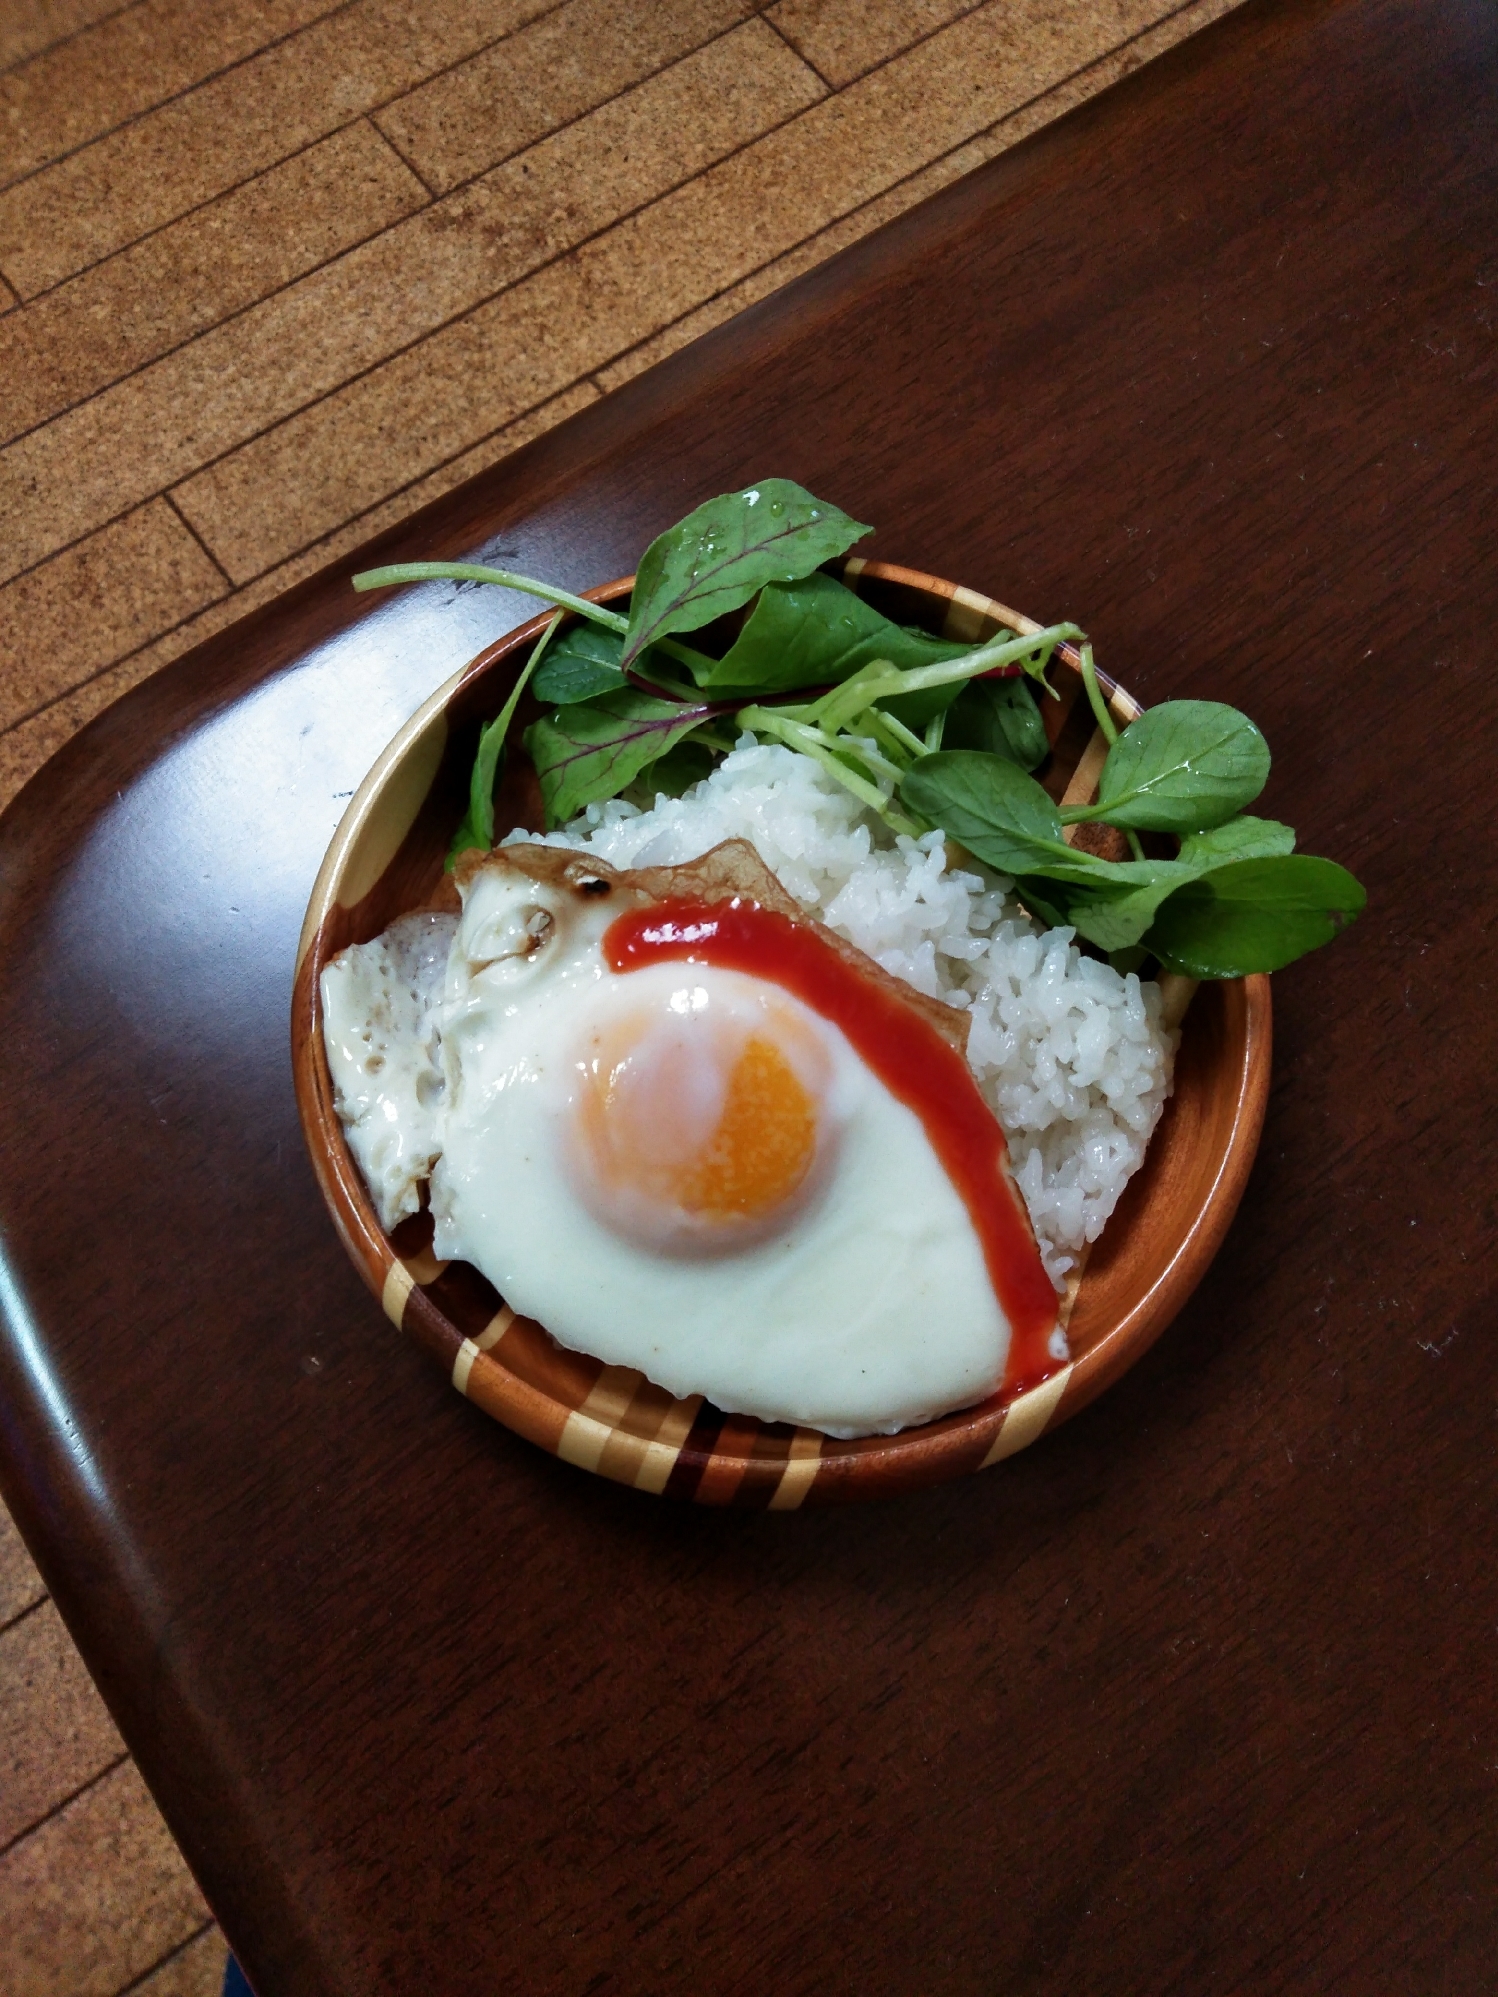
291,562,1270,1505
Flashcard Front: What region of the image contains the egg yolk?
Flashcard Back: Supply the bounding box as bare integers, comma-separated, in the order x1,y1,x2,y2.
572,1000,828,1248
659,1034,816,1220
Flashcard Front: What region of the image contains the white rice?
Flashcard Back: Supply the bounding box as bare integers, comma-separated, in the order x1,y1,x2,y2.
508,737,1177,1290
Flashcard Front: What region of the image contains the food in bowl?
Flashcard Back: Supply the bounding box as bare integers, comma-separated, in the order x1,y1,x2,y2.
321,481,1363,1441
328,836,1066,1435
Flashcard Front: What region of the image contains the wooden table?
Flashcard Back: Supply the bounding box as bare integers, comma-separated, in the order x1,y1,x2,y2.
1,0,1493,1987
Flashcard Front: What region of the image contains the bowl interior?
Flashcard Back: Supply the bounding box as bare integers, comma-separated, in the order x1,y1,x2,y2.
291,562,1270,1504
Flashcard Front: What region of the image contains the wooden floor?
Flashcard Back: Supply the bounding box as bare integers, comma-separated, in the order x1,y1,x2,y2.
0,0,1240,1988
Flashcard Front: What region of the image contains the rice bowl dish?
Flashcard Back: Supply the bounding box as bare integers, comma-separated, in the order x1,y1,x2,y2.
305,488,1334,1478
293,515,1302,1485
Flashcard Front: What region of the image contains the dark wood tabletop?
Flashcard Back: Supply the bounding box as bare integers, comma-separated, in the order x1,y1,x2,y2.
1,0,1494,1988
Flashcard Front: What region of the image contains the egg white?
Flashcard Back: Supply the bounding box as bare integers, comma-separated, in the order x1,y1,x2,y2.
320,909,458,1231
423,863,1011,1436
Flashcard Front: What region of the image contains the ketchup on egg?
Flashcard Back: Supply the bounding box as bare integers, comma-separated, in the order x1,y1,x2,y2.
603,895,1062,1396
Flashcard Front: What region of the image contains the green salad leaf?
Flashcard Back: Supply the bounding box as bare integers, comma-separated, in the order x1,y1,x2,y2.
525,689,720,826
447,611,561,868
1057,864,1197,952
693,572,970,699
940,675,1050,770
1056,816,1299,951
902,750,1074,871
633,738,718,798
901,749,1363,970
1148,856,1367,977
621,479,869,672
1176,815,1296,867
352,480,1365,980
1075,699,1271,832
530,623,628,704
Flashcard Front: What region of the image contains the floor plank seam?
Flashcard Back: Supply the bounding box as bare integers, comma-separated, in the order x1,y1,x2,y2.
0,0,598,276
365,1,781,207
163,494,237,593
360,0,579,126
0,381,599,740
0,0,1204,508
5,102,387,316
659,6,1232,405
0,566,255,741
112,1915,220,1996
1,493,205,608
711,0,1238,315
0,0,145,83
759,12,832,91
226,382,604,586
0,162,439,450
0,377,600,735
2,76,841,586
7,135,331,319
785,0,1000,95
0,1748,131,1862
2,0,885,328
0,0,1236,623
368,114,438,201
0,1,816,440
357,0,580,140
0,0,362,205
398,4,830,203
0,1588,48,1640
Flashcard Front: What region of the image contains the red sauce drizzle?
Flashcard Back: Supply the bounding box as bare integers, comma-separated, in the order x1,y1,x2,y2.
603,897,1061,1395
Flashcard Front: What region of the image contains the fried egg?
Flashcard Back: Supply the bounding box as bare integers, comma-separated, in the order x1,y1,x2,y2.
322,843,1058,1436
